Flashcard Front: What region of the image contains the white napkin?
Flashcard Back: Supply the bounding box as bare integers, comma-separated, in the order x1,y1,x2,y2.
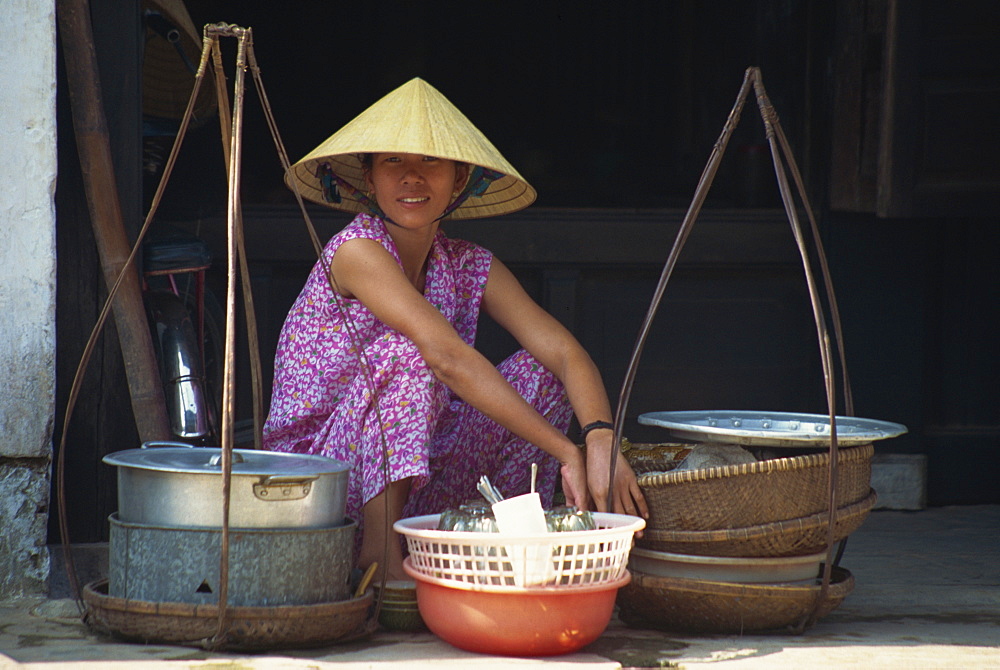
492,492,552,586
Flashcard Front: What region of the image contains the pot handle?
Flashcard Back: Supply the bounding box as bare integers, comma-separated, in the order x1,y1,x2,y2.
253,475,319,501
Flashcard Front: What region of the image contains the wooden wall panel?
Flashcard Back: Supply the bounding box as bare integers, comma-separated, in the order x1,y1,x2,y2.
831,0,1000,217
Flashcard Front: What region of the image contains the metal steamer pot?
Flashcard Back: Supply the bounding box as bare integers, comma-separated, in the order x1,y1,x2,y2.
103,442,350,529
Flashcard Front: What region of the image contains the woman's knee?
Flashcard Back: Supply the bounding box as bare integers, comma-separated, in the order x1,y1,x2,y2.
372,333,439,395
497,349,568,416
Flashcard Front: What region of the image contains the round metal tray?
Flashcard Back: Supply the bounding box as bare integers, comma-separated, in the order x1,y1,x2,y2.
637,410,907,447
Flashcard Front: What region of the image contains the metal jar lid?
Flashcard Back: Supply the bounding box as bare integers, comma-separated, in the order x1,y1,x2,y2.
102,442,350,476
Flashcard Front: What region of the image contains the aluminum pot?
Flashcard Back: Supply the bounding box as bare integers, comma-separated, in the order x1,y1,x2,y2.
103,442,350,529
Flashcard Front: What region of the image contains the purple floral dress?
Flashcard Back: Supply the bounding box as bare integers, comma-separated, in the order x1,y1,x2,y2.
263,214,572,546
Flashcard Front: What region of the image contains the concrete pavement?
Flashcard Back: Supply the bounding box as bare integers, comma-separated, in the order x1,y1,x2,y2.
1,505,998,669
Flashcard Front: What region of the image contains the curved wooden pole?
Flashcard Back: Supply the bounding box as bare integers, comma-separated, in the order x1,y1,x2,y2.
56,0,170,441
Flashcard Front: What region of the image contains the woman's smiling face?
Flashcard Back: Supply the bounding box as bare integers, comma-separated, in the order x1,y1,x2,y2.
365,153,468,229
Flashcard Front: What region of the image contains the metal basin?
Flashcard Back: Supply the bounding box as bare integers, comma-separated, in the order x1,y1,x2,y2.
108,514,355,606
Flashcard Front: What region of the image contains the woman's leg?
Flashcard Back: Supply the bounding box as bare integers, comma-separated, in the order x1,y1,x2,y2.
359,476,413,581
320,332,449,566
403,349,573,516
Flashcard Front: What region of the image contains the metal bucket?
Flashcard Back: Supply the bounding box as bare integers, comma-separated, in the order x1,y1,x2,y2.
108,514,355,606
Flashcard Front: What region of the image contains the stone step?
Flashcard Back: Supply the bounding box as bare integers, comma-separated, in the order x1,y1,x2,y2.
871,453,927,510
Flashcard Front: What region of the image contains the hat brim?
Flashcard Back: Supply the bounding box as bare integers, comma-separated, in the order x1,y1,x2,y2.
142,0,217,122
285,79,536,220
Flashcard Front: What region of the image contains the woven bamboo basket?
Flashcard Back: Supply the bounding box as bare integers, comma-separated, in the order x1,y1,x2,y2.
617,566,854,634
82,580,373,650
637,489,876,557
636,443,874,532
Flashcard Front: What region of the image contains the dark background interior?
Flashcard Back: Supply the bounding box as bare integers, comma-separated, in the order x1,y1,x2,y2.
53,0,1000,543
164,1,809,212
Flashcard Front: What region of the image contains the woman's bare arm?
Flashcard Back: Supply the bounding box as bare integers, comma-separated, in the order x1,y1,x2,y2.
482,257,648,518
329,238,588,506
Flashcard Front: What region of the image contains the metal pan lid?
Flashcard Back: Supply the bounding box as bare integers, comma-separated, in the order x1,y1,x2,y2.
102,443,350,475
638,410,908,447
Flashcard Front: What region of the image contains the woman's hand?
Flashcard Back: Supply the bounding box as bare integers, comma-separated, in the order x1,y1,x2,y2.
585,429,649,520
559,446,591,511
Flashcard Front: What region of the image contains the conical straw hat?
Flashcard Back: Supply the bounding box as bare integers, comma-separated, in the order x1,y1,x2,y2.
142,0,216,123
286,78,536,220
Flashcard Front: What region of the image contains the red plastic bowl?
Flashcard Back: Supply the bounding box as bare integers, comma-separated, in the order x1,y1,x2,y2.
403,559,630,657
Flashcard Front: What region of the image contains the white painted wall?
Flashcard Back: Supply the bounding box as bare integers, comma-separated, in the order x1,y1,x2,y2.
0,0,57,598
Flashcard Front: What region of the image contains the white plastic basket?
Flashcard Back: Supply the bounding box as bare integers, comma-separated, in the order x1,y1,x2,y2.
394,512,645,589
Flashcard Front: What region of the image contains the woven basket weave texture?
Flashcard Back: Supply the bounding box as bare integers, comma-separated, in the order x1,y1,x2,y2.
637,443,873,532
617,566,854,634
82,580,372,650
637,489,876,557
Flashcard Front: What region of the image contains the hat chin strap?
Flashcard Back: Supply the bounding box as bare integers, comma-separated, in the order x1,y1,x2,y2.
316,162,502,224
432,165,502,222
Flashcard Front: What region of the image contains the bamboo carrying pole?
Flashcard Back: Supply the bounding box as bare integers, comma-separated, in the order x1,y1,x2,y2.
608,67,853,632
55,14,358,643
57,0,171,442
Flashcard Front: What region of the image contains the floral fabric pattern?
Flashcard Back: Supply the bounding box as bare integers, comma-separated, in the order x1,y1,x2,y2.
263,214,571,545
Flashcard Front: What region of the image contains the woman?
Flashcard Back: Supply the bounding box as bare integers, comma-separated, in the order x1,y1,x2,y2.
265,78,647,580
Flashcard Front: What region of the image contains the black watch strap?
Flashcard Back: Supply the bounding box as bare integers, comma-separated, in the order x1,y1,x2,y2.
580,420,614,440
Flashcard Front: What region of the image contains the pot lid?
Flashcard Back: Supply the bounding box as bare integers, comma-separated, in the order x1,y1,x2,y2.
103,445,350,475
637,410,908,447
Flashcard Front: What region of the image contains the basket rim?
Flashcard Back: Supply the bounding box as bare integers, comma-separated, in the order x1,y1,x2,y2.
82,579,373,619
642,489,877,543
394,511,645,545
637,443,873,487
629,546,828,565
403,559,633,594
627,565,854,596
